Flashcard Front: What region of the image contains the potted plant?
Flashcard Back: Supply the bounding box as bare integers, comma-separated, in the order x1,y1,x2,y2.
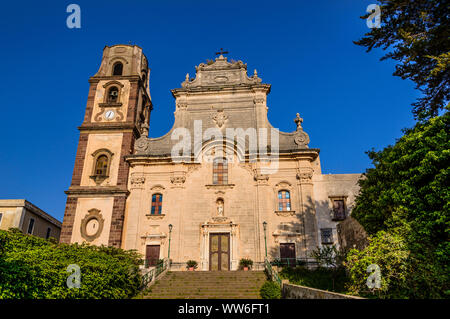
239,258,253,271
186,260,198,271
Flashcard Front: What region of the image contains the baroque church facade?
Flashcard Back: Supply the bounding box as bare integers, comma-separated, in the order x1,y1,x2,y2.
61,44,361,270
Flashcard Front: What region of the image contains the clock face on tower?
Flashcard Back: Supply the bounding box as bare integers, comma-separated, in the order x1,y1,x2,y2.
104,110,115,120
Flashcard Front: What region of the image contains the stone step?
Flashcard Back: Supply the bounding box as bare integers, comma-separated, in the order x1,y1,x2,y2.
144,271,267,299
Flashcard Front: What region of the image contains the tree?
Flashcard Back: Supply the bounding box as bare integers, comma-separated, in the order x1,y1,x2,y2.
355,0,449,120
345,231,410,298
310,245,345,269
351,112,450,298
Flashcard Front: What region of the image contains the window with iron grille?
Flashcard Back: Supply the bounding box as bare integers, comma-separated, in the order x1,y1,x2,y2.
213,158,228,185
332,199,346,220
278,190,291,211
321,228,333,244
151,194,163,215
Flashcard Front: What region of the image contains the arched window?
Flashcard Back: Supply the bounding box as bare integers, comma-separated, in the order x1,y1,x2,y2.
107,86,119,103
278,190,291,211
151,194,163,215
213,158,228,185
112,62,123,76
95,155,109,176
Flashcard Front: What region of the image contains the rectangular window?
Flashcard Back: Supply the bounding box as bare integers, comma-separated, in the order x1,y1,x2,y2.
213,160,228,185
278,191,291,211
321,228,333,244
46,227,51,239
27,218,35,235
332,199,346,220
0,213,3,226
151,194,163,215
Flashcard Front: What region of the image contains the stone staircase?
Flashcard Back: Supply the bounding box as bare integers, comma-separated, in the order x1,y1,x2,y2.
143,271,267,299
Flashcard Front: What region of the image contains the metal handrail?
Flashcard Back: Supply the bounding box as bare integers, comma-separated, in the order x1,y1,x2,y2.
141,258,170,289
270,257,318,268
264,258,282,286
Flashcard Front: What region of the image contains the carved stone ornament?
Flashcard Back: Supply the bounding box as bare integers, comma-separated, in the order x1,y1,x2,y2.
272,226,302,243
80,209,104,242
150,185,165,192
254,172,269,185
181,55,262,89
294,113,303,130
170,175,186,186
131,176,145,186
145,214,165,220
134,136,150,153
140,231,167,245
212,109,228,128
292,113,310,148
297,168,314,183
177,102,188,109
212,216,229,223
294,130,310,148
275,210,296,217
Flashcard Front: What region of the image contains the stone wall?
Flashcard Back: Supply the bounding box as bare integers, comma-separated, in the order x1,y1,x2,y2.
282,282,363,299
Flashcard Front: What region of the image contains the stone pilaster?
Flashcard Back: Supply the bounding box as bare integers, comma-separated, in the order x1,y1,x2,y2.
297,167,318,257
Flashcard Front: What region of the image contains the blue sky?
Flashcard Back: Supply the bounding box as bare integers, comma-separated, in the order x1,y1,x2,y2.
0,0,418,222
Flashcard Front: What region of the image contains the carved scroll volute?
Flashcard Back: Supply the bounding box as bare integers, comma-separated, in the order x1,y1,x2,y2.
170,172,187,188
293,113,310,148
253,170,269,185
134,135,150,154
130,175,146,189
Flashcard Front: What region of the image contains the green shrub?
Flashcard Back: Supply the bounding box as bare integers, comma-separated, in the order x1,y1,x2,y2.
260,281,281,299
310,245,346,268
186,260,198,269
0,229,143,299
239,258,253,269
279,266,349,293
345,231,410,298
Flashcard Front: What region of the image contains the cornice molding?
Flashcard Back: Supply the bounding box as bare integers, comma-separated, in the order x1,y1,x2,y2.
89,75,141,84
65,186,129,196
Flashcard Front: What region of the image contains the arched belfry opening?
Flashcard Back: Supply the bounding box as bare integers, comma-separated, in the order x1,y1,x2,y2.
112,62,123,75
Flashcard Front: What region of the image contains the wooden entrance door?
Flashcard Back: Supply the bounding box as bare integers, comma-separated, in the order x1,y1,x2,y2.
209,233,230,271
280,243,296,267
145,245,160,267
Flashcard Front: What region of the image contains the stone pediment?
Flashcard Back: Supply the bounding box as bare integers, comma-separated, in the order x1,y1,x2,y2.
181,55,262,89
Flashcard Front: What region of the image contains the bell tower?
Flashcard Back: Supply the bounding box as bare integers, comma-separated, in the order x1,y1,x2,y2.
60,44,152,247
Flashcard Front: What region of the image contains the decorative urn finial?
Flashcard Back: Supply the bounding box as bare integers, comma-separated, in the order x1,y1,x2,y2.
294,113,303,130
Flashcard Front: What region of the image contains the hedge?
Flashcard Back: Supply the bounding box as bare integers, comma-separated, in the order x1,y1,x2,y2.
0,229,143,299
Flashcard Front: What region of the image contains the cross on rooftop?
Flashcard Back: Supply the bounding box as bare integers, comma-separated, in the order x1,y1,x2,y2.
215,48,229,55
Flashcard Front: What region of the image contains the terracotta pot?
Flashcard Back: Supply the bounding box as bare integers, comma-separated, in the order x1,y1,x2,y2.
189,267,194,271
243,267,249,271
